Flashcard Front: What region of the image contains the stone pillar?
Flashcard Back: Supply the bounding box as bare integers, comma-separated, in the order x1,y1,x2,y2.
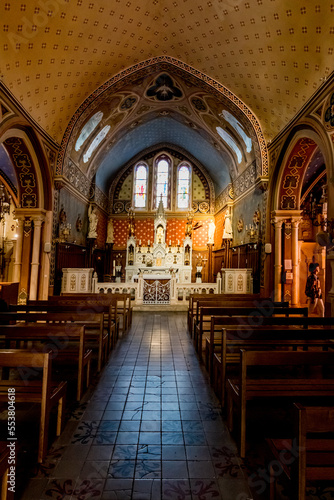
29,216,44,301
273,218,283,302
12,216,24,283
291,217,302,306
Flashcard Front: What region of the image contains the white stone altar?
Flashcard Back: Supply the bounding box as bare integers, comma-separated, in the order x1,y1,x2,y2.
125,198,193,285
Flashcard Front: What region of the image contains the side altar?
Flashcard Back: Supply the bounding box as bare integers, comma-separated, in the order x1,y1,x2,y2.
125,198,193,285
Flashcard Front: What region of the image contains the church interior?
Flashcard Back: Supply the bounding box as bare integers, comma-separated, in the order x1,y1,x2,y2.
0,1,334,499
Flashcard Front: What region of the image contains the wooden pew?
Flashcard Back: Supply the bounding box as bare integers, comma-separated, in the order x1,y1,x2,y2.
205,312,311,377
266,403,334,500
0,349,67,463
194,306,307,361
0,324,92,401
45,296,121,341
24,299,117,349
0,312,107,373
226,349,334,458
50,292,132,333
216,327,334,406
187,293,262,337
192,299,290,347
189,294,278,338
206,314,334,378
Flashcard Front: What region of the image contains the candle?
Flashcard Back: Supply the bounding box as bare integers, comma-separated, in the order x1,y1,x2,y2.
177,240,179,245
169,240,171,246
139,240,141,246
148,240,150,245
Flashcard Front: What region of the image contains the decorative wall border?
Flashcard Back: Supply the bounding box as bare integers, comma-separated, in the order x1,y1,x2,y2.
4,137,39,208
56,56,267,178
278,138,317,210
215,184,233,213
231,161,257,200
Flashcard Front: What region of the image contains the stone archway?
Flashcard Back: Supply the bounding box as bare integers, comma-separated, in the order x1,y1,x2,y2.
271,135,328,306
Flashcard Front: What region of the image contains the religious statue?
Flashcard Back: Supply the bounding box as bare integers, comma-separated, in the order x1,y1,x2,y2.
185,215,193,238
223,208,233,239
106,218,114,244
208,219,215,244
76,214,83,232
128,209,135,237
59,205,67,223
87,204,98,239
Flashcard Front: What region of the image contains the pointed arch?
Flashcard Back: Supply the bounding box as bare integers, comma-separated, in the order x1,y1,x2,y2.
56,56,267,179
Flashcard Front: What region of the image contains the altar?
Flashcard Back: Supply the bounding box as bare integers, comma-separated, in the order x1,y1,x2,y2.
125,198,193,285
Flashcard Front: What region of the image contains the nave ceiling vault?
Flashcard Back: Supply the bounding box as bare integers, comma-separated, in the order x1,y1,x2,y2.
0,0,333,201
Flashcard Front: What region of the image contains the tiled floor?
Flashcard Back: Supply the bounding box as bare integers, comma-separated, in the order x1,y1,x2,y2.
19,311,253,500
16,312,334,500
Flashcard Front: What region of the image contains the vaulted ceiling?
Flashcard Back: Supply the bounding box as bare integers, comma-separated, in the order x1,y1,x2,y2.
1,0,333,195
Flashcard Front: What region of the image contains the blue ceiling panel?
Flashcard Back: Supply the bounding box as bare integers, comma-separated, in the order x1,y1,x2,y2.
96,116,231,194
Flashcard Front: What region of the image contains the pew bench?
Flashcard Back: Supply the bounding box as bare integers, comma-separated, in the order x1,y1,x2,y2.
205,314,334,377
0,312,107,373
266,403,334,500
24,299,117,346
226,349,334,458
0,324,92,401
215,328,334,406
49,291,132,334
187,293,262,337
0,350,67,463
194,306,308,361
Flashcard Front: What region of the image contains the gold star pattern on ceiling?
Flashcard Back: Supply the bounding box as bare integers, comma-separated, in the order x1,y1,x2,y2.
1,0,333,144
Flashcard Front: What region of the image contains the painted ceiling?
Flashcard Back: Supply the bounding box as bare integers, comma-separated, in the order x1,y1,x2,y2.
1,0,333,195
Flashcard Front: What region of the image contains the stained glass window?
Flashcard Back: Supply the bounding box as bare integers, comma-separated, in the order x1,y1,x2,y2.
134,163,147,208
177,164,190,209
156,157,169,208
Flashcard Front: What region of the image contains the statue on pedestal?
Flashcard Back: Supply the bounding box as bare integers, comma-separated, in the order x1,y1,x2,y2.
223,208,233,239
128,208,135,238
88,205,98,239
208,219,215,244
